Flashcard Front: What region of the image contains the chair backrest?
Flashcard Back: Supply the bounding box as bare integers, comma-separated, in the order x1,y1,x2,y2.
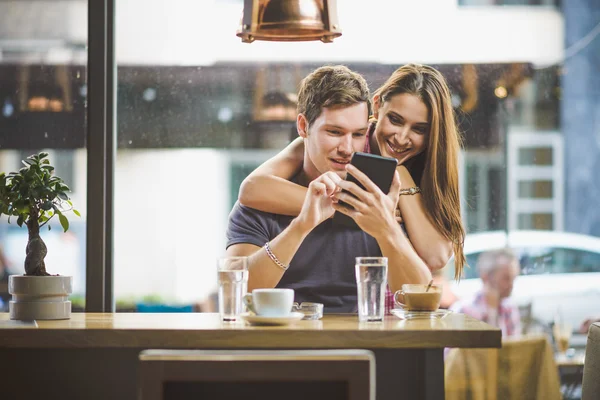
445,335,561,400
582,322,600,400
138,349,375,400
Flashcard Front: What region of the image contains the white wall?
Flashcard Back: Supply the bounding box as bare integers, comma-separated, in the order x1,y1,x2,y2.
115,0,563,66
0,1,564,66
113,149,232,303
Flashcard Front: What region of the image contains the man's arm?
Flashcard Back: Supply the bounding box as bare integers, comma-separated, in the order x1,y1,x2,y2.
225,220,311,291
227,172,341,292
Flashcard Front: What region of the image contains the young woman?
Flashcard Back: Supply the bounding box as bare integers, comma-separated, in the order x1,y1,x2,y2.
239,64,466,280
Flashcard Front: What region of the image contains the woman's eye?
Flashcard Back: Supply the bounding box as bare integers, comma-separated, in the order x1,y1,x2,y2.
389,116,403,125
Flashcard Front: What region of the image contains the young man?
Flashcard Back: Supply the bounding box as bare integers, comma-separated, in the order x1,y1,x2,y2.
225,65,431,313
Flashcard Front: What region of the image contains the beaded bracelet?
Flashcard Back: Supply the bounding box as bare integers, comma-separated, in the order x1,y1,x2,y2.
264,242,289,271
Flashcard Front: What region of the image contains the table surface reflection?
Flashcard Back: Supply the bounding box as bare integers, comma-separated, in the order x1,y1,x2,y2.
0,312,501,349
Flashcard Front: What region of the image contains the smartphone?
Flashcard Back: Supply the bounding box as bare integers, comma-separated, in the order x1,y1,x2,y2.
332,152,398,229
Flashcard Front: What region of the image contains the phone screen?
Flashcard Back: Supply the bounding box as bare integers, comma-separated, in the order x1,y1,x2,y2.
332,152,398,229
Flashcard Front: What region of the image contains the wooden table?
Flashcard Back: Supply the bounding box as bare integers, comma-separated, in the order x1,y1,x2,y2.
555,350,586,399
0,312,500,400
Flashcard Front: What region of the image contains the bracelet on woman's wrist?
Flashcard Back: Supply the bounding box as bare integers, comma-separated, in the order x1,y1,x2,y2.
398,186,421,196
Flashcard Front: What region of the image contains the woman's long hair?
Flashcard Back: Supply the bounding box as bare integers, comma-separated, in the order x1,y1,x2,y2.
373,64,466,280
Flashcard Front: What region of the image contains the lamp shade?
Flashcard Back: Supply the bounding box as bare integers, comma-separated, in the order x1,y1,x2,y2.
236,0,342,43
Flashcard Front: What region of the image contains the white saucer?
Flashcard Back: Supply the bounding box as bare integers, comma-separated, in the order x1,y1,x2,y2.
391,308,452,320
240,312,304,326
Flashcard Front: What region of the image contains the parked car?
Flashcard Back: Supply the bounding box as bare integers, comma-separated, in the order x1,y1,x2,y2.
446,230,600,332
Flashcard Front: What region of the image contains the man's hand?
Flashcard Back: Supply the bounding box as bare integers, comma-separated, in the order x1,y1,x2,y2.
332,164,401,240
295,172,341,232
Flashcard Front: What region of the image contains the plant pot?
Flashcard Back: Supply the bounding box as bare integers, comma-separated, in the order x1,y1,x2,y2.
8,275,72,320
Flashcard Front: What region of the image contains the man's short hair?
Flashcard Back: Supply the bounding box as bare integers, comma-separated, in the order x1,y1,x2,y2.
476,248,519,277
297,65,371,126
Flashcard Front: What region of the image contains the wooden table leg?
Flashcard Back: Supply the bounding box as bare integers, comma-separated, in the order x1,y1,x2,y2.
372,348,445,400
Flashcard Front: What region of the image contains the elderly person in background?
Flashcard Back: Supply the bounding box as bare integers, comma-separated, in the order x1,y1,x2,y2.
451,248,521,336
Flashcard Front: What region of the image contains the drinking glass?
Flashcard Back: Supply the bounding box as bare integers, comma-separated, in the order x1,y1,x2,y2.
553,322,572,354
355,257,388,322
217,256,248,321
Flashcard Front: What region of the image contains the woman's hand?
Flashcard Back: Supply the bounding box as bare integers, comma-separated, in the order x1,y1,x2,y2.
395,204,404,224
332,164,402,240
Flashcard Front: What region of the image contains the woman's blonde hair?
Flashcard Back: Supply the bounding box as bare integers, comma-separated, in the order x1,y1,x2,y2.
373,64,466,280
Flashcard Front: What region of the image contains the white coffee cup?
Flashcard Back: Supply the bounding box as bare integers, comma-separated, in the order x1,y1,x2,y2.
243,288,294,317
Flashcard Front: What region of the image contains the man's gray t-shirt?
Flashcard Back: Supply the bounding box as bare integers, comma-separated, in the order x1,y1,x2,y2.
226,202,382,313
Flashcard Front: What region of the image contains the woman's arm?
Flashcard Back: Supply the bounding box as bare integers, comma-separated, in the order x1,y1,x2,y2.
238,137,308,216
397,166,453,271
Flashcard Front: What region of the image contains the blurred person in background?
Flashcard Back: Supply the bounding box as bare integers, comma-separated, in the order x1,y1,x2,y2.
580,316,600,333
451,248,521,336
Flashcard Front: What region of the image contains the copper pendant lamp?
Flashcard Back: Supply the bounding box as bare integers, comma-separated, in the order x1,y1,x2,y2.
236,0,342,43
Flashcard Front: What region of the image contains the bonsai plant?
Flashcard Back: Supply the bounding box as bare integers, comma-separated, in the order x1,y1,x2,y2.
0,152,79,319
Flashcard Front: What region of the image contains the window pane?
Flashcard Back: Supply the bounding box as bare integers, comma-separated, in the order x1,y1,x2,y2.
518,147,553,166
114,1,586,311
518,180,553,198
0,1,87,312
518,213,553,229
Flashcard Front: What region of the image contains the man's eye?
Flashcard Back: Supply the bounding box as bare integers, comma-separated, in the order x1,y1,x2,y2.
353,132,366,137
328,130,342,135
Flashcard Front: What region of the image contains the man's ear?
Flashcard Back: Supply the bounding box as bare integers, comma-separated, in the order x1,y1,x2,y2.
297,113,309,138
372,95,382,120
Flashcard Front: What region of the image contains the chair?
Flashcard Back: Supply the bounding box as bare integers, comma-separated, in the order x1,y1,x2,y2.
582,322,600,400
138,349,375,400
445,335,561,400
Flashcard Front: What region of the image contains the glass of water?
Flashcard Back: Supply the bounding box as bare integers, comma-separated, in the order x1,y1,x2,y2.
217,256,249,321
355,257,388,322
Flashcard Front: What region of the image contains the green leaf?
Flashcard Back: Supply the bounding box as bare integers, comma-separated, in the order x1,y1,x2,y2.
39,152,49,159
57,192,69,201
67,200,73,206
58,214,69,232
73,209,81,217
42,165,55,172
16,215,23,227
42,159,50,165
41,201,53,210
48,224,52,231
